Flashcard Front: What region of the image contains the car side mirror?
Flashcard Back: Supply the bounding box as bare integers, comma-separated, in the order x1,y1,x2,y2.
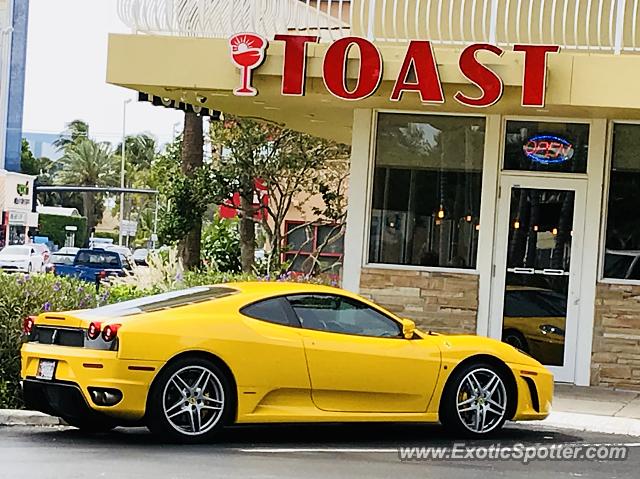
400,318,416,339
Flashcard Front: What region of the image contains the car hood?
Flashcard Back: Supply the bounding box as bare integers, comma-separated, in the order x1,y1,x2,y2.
422,332,544,368
0,254,29,262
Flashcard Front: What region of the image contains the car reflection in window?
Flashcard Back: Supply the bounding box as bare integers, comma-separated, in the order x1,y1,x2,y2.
502,288,566,367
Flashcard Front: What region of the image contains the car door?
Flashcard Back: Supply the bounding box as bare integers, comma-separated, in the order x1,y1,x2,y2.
287,294,442,414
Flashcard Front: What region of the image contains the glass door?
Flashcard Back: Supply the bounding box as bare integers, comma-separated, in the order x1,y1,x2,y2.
490,176,587,382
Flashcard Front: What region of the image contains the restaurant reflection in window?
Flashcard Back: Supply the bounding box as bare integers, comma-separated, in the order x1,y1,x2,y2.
369,114,485,269
604,124,640,280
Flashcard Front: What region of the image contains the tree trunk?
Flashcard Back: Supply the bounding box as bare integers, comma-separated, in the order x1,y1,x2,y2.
239,194,256,273
82,191,95,242
179,111,204,270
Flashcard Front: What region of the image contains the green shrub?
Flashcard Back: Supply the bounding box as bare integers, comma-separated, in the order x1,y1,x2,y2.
38,214,88,248
201,215,242,273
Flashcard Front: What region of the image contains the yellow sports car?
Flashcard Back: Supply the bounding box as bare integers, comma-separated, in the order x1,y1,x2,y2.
21,282,552,442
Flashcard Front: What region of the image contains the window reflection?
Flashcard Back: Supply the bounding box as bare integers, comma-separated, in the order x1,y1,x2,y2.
604,124,640,280
369,114,486,269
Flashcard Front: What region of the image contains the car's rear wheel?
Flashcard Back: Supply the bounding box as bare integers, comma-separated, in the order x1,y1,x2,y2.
146,357,234,443
440,362,510,437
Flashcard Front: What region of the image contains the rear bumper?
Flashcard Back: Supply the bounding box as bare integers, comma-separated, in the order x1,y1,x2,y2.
21,342,164,422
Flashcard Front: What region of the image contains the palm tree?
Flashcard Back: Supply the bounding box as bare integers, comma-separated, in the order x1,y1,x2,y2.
53,120,90,151
180,111,204,270
56,139,118,233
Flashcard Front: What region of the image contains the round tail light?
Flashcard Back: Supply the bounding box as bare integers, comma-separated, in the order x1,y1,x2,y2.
23,316,36,335
87,321,102,340
102,324,121,342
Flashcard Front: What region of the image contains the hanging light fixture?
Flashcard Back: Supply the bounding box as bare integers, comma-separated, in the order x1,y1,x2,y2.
437,205,445,219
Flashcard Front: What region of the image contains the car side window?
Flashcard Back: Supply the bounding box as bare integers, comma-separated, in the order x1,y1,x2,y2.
241,297,295,327
286,294,402,338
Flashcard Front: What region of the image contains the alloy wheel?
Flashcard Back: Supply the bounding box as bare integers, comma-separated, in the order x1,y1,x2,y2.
162,365,225,436
455,368,507,434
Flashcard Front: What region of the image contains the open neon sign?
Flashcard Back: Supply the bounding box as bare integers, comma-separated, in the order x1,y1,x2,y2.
523,135,575,164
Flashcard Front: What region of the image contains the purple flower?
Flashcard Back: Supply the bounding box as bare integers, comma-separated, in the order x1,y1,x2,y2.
43,302,52,312
77,286,84,293
53,282,61,292
23,274,30,281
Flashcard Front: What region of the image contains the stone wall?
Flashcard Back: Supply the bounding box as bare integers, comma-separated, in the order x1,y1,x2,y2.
592,283,640,390
359,268,478,334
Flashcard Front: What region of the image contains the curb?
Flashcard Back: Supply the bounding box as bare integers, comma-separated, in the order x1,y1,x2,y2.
0,409,63,427
539,411,640,437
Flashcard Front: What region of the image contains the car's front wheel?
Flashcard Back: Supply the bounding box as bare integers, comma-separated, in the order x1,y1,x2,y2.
146,357,234,443
440,362,510,437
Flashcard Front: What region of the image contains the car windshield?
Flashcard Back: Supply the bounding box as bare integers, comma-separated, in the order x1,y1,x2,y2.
50,254,75,265
75,286,237,319
75,250,121,268
0,246,30,256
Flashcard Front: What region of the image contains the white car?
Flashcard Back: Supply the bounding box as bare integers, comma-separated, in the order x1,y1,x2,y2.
0,245,45,273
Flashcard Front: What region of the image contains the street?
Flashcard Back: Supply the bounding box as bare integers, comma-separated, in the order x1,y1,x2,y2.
0,422,637,478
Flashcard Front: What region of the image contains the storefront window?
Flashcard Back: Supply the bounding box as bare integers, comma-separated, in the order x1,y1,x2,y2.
369,114,485,269
504,121,589,174
604,124,640,280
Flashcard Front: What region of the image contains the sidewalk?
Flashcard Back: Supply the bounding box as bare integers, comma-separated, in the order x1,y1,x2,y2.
541,384,640,436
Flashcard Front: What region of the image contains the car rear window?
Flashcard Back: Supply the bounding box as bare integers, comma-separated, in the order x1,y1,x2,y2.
75,250,121,268
76,286,237,319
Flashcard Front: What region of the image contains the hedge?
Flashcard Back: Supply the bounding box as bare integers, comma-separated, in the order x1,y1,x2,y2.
38,214,88,248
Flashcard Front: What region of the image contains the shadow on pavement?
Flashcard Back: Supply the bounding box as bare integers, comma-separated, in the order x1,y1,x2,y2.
21,422,589,449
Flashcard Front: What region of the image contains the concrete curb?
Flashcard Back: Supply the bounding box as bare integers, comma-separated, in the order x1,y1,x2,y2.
540,411,640,437
0,409,63,427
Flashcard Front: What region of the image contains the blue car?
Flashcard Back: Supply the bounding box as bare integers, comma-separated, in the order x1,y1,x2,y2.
54,249,131,282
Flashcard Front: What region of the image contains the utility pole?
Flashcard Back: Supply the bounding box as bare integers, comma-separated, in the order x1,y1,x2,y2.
119,98,132,246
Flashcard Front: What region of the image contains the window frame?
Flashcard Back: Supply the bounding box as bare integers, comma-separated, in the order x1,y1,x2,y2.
283,220,344,272
285,293,407,339
599,120,640,285
364,110,487,274
239,296,301,328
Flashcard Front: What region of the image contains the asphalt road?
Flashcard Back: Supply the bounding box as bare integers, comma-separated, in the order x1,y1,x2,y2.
0,423,638,479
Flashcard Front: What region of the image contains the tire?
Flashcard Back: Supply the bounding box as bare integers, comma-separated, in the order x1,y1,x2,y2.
440,362,510,438
62,415,117,433
146,357,234,443
502,329,529,353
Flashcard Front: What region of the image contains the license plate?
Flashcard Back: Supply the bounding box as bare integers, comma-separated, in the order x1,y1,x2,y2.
36,359,57,380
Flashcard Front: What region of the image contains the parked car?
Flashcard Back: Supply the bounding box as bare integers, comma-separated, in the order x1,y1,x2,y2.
44,247,80,274
32,243,51,265
603,249,640,280
53,248,130,282
0,245,45,273
132,248,149,266
21,282,553,442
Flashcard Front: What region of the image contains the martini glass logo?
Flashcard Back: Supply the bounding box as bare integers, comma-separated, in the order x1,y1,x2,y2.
229,33,268,97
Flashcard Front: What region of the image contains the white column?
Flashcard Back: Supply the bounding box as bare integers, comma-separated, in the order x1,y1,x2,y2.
342,109,374,293
574,118,608,387
476,114,502,338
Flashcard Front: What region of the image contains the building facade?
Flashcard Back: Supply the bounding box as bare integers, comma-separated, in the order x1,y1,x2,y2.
109,0,640,389
0,0,28,172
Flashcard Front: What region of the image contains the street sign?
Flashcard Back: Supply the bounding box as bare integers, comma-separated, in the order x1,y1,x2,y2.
120,220,138,237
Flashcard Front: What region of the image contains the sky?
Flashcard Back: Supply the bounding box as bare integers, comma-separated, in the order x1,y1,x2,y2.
22,0,183,146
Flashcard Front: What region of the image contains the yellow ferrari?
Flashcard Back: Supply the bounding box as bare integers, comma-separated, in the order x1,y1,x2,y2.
21,282,552,442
